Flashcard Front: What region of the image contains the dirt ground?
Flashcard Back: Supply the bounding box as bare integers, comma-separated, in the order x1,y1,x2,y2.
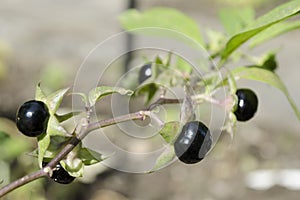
0,0,300,199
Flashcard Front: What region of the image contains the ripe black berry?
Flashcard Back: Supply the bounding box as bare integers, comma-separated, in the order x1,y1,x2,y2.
16,100,50,137
174,121,212,164
43,162,75,184
138,63,152,83
234,89,258,121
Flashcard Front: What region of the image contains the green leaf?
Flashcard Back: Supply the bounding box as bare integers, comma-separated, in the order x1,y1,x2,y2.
42,136,69,160
155,56,164,65
218,7,255,36
55,111,82,123
250,20,300,47
159,121,180,144
88,86,133,107
78,148,103,165
221,0,300,61
47,87,70,114
35,84,70,115
47,115,69,136
119,7,205,46
35,83,47,102
135,83,159,104
60,158,84,178
232,66,300,121
176,56,193,74
37,133,51,168
260,52,277,71
60,145,84,177
149,145,176,173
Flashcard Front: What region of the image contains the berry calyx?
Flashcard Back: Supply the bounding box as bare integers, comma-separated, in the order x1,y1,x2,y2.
174,121,212,164
42,162,75,184
16,100,50,137
234,89,258,121
138,63,152,83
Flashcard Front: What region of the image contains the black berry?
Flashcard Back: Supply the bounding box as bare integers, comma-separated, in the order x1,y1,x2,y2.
16,100,50,137
43,162,75,184
138,63,152,83
234,89,258,121
174,121,212,164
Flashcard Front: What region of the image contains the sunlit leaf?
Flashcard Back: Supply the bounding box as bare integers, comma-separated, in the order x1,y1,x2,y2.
221,0,300,61
119,7,205,46
250,20,300,48
218,7,255,36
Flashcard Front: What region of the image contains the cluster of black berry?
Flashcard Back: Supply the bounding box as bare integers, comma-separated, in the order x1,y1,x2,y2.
16,100,75,184
138,64,259,164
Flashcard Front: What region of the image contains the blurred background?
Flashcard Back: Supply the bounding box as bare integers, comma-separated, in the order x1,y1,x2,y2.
0,0,300,199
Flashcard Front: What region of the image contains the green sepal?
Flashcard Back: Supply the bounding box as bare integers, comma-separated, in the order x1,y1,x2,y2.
88,86,133,107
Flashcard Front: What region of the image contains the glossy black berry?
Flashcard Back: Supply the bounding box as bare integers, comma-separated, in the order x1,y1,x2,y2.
234,89,258,121
16,100,50,137
174,121,212,164
138,63,152,83
43,162,75,184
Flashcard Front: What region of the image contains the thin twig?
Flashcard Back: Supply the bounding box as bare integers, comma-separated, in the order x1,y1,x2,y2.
0,169,47,197
147,98,182,110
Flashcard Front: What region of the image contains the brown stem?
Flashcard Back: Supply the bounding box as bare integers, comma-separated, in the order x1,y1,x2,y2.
0,111,147,198
0,169,47,197
147,98,182,110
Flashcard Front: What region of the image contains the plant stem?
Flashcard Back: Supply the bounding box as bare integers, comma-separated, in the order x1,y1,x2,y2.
0,94,211,197
0,111,147,198
147,98,182,110
0,169,47,197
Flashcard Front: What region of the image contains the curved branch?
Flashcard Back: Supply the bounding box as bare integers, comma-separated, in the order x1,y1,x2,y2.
0,96,185,197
